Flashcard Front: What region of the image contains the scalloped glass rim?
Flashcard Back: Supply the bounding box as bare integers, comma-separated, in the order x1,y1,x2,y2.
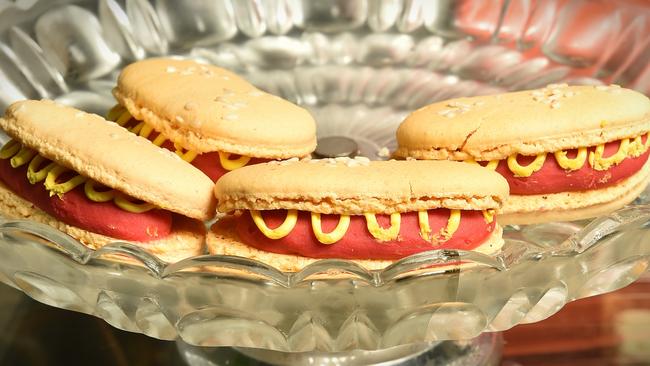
1,200,649,285
1,200,650,350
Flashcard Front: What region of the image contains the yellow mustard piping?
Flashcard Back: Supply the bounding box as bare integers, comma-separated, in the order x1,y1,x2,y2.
0,140,20,160
441,210,461,240
114,107,133,127
109,104,254,170
152,133,167,147
84,180,116,202
1,139,155,213
44,165,88,197
482,209,495,224
418,211,432,241
27,155,56,184
589,138,630,171
174,143,199,162
250,209,298,239
106,104,125,122
554,147,587,170
465,133,650,175
219,152,252,171
628,135,646,158
252,209,483,244
364,213,401,242
465,158,499,170
10,146,36,168
507,153,546,177
139,123,154,139
310,212,350,244
114,194,156,213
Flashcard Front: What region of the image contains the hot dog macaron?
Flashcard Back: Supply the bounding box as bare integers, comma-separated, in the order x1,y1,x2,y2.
394,84,650,224
207,159,509,271
109,58,317,182
0,100,216,262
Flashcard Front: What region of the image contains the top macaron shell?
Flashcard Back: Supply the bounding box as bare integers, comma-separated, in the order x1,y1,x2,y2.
113,58,317,158
395,85,650,161
0,100,216,221
215,159,509,215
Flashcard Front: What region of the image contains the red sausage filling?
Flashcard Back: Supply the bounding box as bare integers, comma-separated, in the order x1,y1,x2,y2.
235,210,495,260
486,138,650,195
121,117,269,182
190,152,269,182
0,158,172,242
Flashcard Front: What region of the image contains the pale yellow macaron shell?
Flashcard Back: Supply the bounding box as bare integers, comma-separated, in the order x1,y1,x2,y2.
113,58,317,158
0,100,216,221
395,85,650,161
215,159,509,215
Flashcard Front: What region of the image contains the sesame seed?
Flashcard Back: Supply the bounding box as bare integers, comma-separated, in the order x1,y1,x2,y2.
175,116,184,123
551,101,561,109
166,66,177,73
224,114,238,121
446,112,456,118
184,102,197,111
595,85,609,91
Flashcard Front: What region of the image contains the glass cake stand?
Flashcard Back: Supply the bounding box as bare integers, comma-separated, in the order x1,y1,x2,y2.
0,1,649,364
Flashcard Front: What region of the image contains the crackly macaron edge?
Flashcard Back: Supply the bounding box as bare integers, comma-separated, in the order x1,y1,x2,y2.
0,100,216,220
395,85,650,161
214,159,510,215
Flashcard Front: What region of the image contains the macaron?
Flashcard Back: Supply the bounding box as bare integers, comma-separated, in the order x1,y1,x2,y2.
394,84,650,224
0,100,216,262
207,159,509,271
109,58,317,182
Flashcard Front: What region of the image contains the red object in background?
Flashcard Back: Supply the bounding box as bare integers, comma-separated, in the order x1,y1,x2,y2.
454,0,650,93
503,277,650,365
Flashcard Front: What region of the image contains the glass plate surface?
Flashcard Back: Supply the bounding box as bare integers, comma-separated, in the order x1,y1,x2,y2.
0,0,649,352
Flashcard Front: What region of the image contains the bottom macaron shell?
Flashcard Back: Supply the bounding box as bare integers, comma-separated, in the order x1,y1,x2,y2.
208,218,504,272
0,158,173,242
495,139,650,195
499,159,650,225
234,209,494,261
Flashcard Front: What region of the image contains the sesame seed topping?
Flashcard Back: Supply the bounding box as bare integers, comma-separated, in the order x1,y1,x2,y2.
551,101,561,109
175,116,184,123
595,85,609,91
184,102,197,111
166,66,177,73
224,114,238,121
